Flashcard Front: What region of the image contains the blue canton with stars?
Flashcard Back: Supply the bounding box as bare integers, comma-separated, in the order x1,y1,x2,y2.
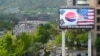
77,8,88,19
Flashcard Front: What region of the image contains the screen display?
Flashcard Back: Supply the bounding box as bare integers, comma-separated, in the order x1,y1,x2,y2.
59,8,95,29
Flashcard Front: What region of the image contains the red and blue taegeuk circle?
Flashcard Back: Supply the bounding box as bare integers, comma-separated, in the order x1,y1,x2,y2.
65,12,76,22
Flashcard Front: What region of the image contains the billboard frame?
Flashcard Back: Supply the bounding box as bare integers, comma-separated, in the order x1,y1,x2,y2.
59,6,95,29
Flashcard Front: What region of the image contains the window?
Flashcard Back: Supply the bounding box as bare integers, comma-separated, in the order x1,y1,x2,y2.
97,25,100,31
77,0,88,1
97,17,100,23
97,33,100,37
76,0,89,5
97,9,100,15
98,0,100,5
78,4,89,6
73,0,76,5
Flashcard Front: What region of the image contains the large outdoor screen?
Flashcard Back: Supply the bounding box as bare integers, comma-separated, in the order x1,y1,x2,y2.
59,7,95,29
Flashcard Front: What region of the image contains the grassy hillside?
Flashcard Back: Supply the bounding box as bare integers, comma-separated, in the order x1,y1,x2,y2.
0,0,67,22
0,0,66,11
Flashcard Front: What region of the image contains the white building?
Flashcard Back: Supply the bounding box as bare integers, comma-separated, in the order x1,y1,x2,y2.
13,20,48,35
0,31,5,38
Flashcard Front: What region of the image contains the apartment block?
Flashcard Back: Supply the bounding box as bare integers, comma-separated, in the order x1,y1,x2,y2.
89,0,100,56
65,0,99,56
72,0,98,56
74,0,100,56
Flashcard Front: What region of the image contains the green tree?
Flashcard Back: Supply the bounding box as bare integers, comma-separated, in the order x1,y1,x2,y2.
18,32,43,56
95,37,100,53
66,29,88,50
76,32,88,43
48,22,59,39
17,32,34,56
0,31,24,56
0,13,19,30
0,48,8,56
54,29,88,50
18,32,32,50
55,33,61,46
36,24,51,44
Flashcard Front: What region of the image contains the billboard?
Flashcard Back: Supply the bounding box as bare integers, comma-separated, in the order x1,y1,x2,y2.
59,7,95,29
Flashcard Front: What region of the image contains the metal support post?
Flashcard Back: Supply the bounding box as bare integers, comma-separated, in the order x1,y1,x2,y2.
62,30,66,56
88,31,92,56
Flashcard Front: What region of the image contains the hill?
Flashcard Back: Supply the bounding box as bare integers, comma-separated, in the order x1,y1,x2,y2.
0,0,66,13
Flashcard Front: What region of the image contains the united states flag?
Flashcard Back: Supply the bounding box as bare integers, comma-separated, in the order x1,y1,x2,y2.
77,9,94,25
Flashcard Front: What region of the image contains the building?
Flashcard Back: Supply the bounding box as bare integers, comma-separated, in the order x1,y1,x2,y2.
13,19,48,35
67,0,89,6
72,0,99,56
66,0,98,56
89,0,100,56
67,0,73,6
75,0,89,6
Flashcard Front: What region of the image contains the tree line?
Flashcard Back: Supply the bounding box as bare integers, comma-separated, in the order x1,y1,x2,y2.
0,23,58,56
0,22,99,56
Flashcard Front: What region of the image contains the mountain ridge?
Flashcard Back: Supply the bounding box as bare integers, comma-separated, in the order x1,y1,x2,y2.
0,0,66,11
